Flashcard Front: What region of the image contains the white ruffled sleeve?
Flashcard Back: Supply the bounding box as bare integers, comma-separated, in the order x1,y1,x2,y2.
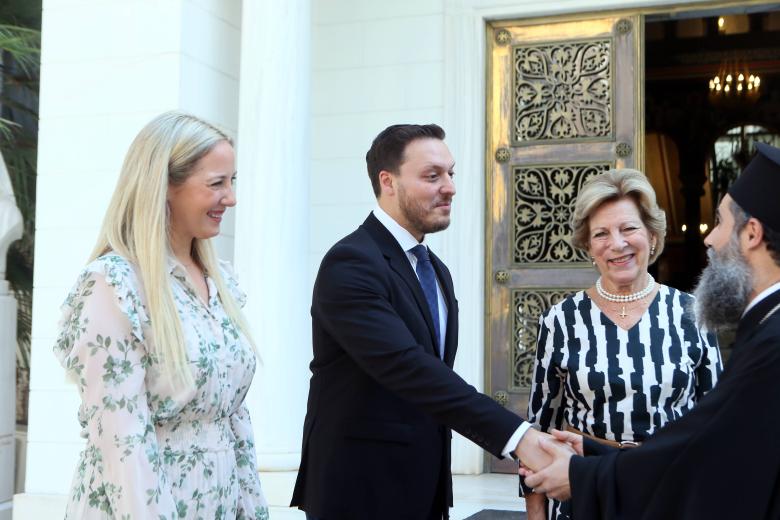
54,259,180,519
217,259,247,308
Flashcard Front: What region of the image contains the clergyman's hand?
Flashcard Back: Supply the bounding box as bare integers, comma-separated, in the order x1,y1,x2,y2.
550,428,583,456
522,437,574,501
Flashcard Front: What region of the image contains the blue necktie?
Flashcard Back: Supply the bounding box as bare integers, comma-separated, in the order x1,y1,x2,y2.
410,245,442,357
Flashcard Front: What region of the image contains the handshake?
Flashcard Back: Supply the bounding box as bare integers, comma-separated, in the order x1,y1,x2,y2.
515,428,584,502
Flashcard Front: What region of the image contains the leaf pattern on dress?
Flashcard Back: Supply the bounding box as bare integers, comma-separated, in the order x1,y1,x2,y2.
54,254,269,519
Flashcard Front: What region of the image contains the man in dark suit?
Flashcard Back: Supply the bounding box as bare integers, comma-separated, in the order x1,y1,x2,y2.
291,124,557,519
522,142,780,519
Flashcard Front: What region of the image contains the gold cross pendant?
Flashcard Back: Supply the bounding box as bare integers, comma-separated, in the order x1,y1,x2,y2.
619,305,627,318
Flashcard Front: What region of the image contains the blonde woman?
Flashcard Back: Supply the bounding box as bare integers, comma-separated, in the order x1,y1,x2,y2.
524,169,721,520
54,112,268,519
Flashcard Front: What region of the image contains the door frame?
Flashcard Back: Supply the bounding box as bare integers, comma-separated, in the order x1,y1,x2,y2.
485,11,644,472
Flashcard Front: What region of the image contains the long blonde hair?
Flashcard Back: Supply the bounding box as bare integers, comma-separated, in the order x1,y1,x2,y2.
91,111,255,390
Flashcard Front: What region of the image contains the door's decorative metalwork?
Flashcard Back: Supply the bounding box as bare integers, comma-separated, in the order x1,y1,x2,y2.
513,163,610,264
496,29,512,45
615,18,633,35
513,39,613,144
495,270,510,283
615,142,633,157
493,390,509,407
512,288,573,390
488,14,640,474
495,147,511,163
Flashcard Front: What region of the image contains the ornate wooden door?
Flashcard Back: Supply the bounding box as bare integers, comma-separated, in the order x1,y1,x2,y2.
486,14,643,472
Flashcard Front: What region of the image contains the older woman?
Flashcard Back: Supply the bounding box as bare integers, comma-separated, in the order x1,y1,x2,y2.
54,112,268,519
524,169,721,520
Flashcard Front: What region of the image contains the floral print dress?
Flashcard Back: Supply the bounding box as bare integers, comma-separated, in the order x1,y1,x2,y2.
54,253,269,519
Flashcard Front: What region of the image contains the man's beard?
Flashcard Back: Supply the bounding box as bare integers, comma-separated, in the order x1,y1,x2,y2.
398,185,451,237
693,236,753,331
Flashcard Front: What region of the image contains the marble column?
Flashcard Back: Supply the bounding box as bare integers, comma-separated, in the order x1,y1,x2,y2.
440,3,491,474
0,153,23,520
234,0,311,471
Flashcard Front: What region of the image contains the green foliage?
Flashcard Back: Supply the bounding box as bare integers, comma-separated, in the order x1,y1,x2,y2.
0,25,38,69
0,26,38,139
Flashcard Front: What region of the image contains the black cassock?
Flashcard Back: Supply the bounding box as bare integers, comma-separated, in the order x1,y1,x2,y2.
569,287,780,520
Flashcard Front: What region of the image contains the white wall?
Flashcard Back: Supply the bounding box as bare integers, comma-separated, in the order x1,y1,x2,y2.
19,0,241,515
309,0,447,277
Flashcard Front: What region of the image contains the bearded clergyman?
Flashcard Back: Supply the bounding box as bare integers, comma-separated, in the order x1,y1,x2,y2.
521,142,780,520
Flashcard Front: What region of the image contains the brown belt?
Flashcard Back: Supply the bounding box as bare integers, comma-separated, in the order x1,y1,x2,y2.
565,425,642,449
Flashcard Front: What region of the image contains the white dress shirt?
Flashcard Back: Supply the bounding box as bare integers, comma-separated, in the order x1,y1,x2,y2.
373,206,448,358
372,206,530,459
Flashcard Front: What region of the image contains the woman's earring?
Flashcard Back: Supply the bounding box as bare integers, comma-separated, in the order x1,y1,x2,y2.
650,243,656,256
590,257,596,266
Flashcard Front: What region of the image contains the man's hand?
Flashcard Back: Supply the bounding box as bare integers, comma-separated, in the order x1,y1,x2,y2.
514,429,575,472
550,428,583,456
519,437,574,501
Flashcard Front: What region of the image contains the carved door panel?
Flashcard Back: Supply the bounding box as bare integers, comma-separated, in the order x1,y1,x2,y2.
486,15,643,472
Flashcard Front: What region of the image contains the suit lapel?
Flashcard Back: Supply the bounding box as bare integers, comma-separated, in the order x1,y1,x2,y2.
430,252,458,367
362,214,440,354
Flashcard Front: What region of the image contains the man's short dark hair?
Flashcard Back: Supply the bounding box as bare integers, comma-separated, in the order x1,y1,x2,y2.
366,124,445,197
731,198,780,267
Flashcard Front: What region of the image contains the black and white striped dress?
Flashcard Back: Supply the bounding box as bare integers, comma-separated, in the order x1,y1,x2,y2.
528,285,722,520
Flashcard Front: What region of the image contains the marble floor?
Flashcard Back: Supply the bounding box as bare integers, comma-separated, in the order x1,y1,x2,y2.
263,472,526,520
11,472,526,519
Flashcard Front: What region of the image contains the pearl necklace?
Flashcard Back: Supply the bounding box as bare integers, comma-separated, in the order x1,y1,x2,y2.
596,275,655,302
596,275,656,319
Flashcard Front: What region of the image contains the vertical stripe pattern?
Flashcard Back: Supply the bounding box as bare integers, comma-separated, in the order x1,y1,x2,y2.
528,285,721,520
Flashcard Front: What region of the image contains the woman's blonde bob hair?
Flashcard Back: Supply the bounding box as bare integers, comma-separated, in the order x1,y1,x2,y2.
90,111,255,389
571,168,667,264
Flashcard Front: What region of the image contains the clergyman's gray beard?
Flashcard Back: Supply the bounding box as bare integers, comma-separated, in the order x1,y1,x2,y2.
693,239,753,331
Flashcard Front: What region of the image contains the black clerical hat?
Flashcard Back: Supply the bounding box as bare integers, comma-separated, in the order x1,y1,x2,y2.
728,142,780,232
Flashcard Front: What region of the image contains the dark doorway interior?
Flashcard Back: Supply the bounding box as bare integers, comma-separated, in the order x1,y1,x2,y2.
645,6,780,292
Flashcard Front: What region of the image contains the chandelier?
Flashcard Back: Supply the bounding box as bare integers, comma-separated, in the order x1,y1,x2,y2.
709,62,760,104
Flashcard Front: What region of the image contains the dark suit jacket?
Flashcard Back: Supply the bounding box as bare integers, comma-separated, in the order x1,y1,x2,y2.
291,213,524,520
569,287,780,519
